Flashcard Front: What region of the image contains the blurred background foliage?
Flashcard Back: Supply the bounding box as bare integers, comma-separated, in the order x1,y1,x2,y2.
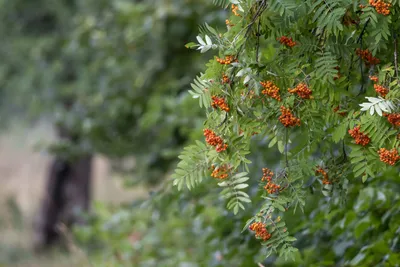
0,0,399,266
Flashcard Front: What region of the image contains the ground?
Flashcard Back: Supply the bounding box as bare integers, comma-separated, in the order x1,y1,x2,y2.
0,121,147,266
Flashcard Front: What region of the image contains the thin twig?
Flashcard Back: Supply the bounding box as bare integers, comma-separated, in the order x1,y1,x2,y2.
357,18,370,44
285,128,289,168
394,33,399,83
255,17,261,63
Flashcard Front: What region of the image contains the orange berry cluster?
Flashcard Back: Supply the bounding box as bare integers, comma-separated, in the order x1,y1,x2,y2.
374,84,389,97
356,48,380,66
288,83,313,99
260,81,281,101
216,55,236,65
378,148,400,165
384,113,400,127
204,129,228,152
249,222,272,241
222,74,230,84
369,75,379,83
279,106,301,127
211,95,230,112
369,0,391,16
262,168,281,194
278,36,296,47
210,164,229,180
261,168,274,182
231,4,241,16
348,125,370,146
315,166,331,185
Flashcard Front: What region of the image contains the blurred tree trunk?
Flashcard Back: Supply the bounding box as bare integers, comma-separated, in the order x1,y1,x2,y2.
34,104,93,249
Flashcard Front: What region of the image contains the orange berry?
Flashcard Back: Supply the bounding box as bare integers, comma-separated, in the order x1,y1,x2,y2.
288,83,313,99
378,148,400,166
279,106,301,127
260,81,281,101
356,48,380,66
348,125,370,146
203,129,228,152
374,84,389,97
278,36,296,48
211,95,230,112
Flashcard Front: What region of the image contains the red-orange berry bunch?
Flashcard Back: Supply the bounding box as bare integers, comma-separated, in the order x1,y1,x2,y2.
384,113,400,127
356,48,380,66
222,74,230,84
348,126,370,146
249,222,272,241
261,168,274,182
261,168,281,194
210,164,230,180
315,166,331,185
369,75,379,83
279,106,301,127
231,4,241,16
211,95,230,112
374,84,389,97
216,55,236,65
278,36,296,47
260,81,281,101
204,129,228,152
378,148,400,165
288,83,313,99
369,0,391,15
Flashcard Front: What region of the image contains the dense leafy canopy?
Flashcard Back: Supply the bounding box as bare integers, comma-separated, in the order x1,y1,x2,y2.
172,0,400,264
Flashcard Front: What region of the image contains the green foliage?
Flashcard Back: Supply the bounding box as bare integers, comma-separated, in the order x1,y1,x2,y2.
0,0,224,184
2,0,400,266
173,0,400,262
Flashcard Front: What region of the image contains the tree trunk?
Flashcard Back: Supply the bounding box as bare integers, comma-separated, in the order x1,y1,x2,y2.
34,125,93,249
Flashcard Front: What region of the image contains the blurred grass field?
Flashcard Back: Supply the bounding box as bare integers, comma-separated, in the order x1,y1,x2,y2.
0,121,148,266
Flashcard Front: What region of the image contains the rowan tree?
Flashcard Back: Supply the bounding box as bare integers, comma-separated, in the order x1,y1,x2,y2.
174,0,400,260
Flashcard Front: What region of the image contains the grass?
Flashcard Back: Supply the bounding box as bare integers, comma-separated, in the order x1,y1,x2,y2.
0,121,149,266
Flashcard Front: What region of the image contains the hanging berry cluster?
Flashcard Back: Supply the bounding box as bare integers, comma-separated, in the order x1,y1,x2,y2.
260,80,281,101
378,148,400,166
231,4,241,16
384,113,400,127
278,36,296,48
279,106,301,127
348,125,371,146
204,129,228,152
288,83,313,99
216,55,236,65
369,75,379,83
249,222,272,241
315,166,331,185
212,95,230,112
369,0,391,16
374,84,389,97
210,164,230,180
356,48,380,66
261,168,281,194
